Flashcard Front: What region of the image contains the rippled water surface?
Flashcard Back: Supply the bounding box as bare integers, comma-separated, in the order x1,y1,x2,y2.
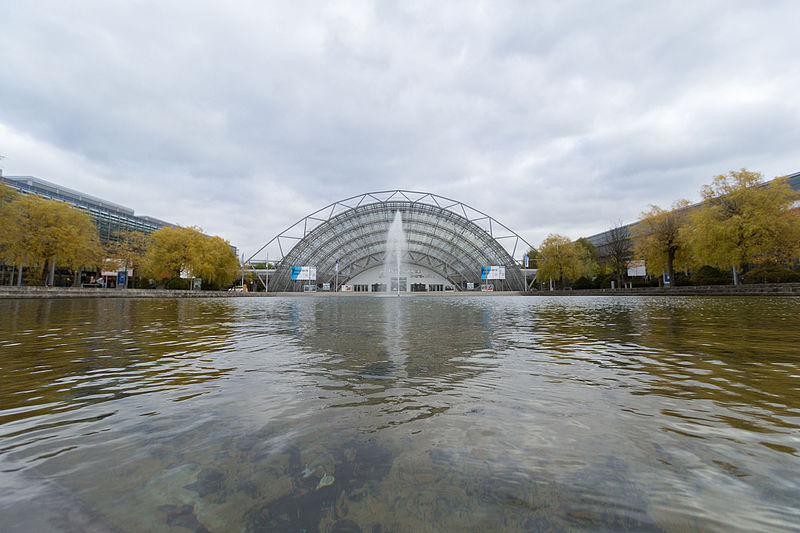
1,296,799,532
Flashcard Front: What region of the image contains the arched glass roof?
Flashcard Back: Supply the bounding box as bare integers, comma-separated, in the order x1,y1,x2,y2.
249,190,533,291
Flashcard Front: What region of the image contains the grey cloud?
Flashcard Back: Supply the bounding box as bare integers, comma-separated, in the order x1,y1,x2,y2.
1,1,799,255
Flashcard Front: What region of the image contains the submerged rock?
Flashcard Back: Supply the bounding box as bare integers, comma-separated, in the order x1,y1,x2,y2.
243,438,393,533
159,504,211,533
330,519,362,533
317,473,335,490
185,467,225,501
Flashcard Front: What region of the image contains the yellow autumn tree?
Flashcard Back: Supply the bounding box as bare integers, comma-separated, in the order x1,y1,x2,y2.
143,226,238,289
0,182,17,208
0,184,20,267
0,192,102,284
687,169,800,283
106,230,149,288
143,226,201,285
632,199,691,285
537,234,583,287
192,234,239,289
574,237,600,279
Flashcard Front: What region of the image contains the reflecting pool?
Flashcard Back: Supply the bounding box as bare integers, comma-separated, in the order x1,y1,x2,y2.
1,296,799,532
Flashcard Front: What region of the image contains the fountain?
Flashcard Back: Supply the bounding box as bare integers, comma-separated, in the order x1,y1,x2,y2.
385,211,407,295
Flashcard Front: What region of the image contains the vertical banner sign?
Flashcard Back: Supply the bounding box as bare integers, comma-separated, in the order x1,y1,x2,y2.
292,266,317,280
663,270,670,285
524,254,529,268
481,266,506,280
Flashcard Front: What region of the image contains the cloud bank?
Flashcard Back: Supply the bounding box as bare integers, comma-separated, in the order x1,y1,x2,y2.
2,1,799,256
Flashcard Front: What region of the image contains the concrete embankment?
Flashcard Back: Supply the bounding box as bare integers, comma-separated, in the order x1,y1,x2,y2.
1,285,798,299
527,283,800,296
0,287,271,299
0,287,527,299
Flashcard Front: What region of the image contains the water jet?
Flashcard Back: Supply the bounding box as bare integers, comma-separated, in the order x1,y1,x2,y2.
385,211,407,295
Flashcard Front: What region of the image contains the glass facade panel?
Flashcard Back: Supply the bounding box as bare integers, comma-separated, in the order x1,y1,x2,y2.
267,197,529,291
2,176,174,243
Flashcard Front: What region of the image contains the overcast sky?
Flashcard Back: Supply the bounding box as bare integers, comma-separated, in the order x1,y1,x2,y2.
2,1,799,258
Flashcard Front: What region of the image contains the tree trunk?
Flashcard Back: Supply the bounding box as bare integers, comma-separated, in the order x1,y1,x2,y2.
7,265,13,286
73,269,82,287
48,257,56,286
732,265,738,286
17,266,23,286
40,258,49,285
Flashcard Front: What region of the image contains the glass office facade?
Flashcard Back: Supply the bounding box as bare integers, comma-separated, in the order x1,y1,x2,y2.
2,176,174,242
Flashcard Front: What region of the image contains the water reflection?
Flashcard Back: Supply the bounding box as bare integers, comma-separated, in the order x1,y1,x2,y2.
0,296,799,532
525,297,800,446
1,300,237,427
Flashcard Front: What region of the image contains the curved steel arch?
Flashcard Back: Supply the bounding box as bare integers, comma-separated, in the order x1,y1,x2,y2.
248,190,534,291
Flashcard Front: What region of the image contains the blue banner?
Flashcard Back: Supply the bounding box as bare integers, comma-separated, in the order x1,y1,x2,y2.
291,266,302,280
481,266,490,280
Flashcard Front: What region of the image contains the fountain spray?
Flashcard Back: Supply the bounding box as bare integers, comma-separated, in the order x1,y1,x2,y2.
386,211,407,295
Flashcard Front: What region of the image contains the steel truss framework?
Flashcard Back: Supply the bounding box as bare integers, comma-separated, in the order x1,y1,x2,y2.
248,190,534,291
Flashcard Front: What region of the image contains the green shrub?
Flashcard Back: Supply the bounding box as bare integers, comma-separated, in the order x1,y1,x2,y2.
135,277,154,289
692,265,731,286
743,265,800,284
165,277,191,290
202,278,223,291
572,276,593,290
592,273,615,289
631,277,659,287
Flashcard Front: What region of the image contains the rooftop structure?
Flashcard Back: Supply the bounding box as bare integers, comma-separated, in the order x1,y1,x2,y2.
250,190,535,292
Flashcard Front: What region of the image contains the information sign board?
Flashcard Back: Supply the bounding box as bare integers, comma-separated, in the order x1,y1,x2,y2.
102,268,133,277
291,266,316,281
481,266,506,280
627,260,646,277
